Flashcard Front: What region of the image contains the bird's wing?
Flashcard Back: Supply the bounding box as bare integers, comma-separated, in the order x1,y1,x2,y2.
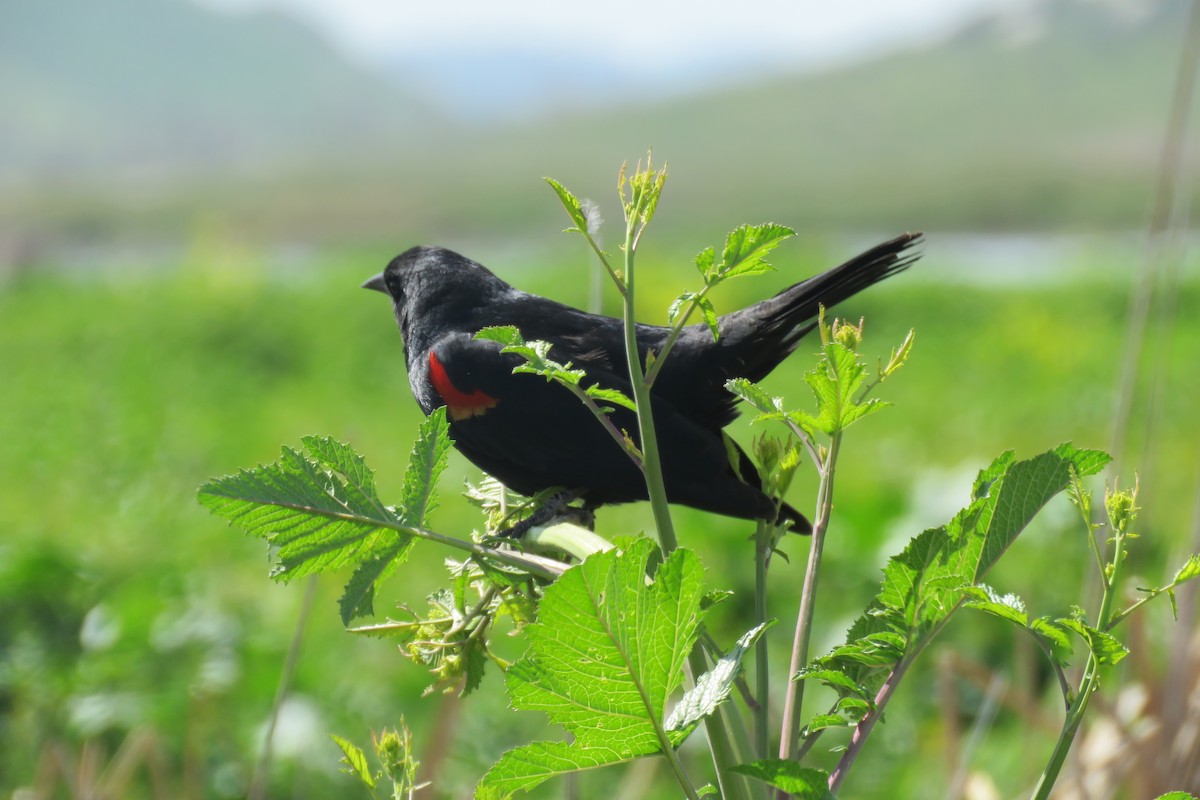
419,332,649,500
419,331,775,524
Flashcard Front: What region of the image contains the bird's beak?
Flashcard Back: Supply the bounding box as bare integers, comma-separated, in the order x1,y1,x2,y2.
361,273,388,294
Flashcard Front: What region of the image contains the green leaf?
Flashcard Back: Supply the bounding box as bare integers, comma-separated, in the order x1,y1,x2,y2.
815,444,1111,693
1055,617,1128,666
478,540,706,799
694,246,716,282
475,325,522,346
585,385,637,412
476,327,633,413
1173,554,1200,584
331,734,376,788
198,437,412,583
881,329,916,378
666,622,770,741
398,408,452,528
338,540,411,625
667,291,697,326
961,584,1029,627
1030,616,1074,662
803,713,855,734
697,295,720,340
727,760,833,799
1153,792,1199,799
794,668,872,701
716,223,795,280
545,177,589,234
725,377,782,415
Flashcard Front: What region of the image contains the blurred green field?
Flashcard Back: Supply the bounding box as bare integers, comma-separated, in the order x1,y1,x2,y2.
2,240,1197,799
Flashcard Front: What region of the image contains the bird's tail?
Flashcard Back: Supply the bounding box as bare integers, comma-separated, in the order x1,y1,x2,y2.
724,232,923,382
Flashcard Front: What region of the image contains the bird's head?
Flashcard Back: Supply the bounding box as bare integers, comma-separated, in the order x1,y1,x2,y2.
363,245,511,354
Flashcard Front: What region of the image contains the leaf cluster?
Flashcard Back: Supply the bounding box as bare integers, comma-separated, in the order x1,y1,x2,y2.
806,445,1110,731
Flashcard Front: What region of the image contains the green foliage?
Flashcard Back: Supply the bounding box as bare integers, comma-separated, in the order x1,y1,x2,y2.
7,233,1199,800
728,760,834,799
475,325,636,413
809,445,1109,728
478,540,709,799
197,412,564,636
197,416,454,624
727,313,914,441
333,721,423,800
666,621,770,740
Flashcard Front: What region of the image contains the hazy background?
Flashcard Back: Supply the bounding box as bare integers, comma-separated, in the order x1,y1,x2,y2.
3,0,1198,798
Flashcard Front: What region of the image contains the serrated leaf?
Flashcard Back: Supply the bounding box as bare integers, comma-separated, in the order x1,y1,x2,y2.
1056,617,1128,666
331,734,375,788
816,444,1110,691
697,295,719,340
694,246,716,281
725,377,782,415
339,540,410,625
728,760,833,799
478,540,706,798
585,385,637,412
668,290,696,326
794,668,872,701
1030,617,1075,662
881,329,916,378
666,622,770,740
962,584,1029,627
1173,554,1200,584
474,325,522,346
399,408,452,527
545,177,588,233
789,341,880,435
198,438,412,582
716,223,795,281
804,713,854,734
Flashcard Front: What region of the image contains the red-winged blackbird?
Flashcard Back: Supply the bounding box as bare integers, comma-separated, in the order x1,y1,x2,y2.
364,233,921,533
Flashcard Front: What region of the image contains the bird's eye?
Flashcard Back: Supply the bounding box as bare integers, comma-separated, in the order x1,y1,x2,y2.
386,273,402,297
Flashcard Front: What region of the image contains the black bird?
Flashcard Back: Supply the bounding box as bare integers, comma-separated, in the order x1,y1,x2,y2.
363,233,921,532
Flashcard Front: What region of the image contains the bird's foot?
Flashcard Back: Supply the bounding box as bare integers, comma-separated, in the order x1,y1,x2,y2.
496,490,590,540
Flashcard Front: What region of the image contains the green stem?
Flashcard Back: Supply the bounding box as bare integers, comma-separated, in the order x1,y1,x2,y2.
1031,512,1129,799
563,382,645,468
524,520,615,562
754,518,771,759
612,167,743,798
620,219,678,552
778,435,841,761
827,653,912,793
1030,657,1099,800
644,282,714,388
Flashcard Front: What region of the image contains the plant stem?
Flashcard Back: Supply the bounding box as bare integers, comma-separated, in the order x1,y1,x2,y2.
620,217,678,552
1030,506,1130,799
778,435,840,761
827,654,912,793
754,518,771,759
1030,663,1095,800
644,282,714,388
524,520,615,562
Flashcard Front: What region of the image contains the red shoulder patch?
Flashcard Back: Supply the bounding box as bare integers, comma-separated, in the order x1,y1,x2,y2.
428,350,499,421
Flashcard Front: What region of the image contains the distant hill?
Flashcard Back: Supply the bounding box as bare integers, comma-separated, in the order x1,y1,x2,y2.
403,0,1192,236
0,0,438,182
2,0,1194,246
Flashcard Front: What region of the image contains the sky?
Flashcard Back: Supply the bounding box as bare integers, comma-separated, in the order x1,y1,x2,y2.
196,0,1012,68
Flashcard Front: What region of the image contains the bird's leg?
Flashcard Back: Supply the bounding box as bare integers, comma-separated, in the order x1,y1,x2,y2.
496,490,588,539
